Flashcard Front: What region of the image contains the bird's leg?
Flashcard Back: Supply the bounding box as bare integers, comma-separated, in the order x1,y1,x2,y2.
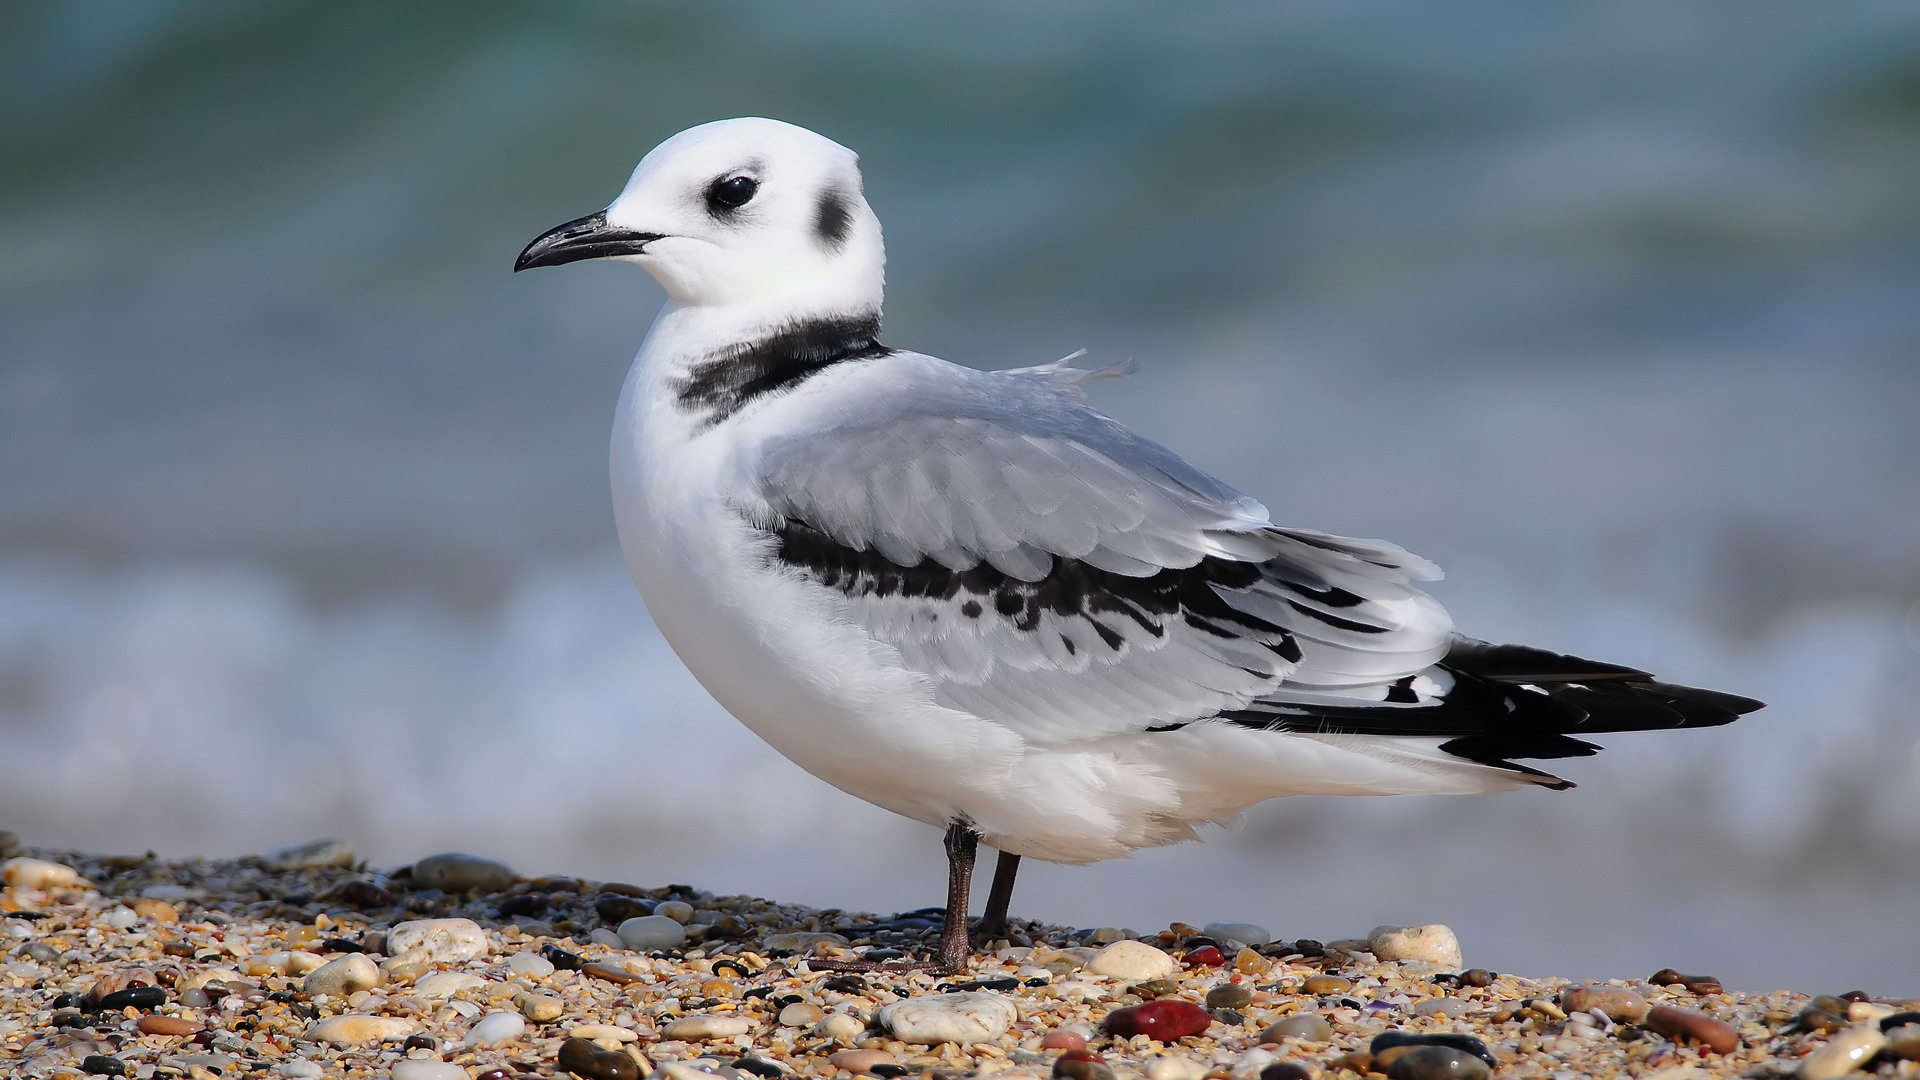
974,850,1021,945
937,820,979,973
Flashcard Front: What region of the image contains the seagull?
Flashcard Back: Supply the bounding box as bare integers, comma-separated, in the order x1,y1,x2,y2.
515,117,1762,972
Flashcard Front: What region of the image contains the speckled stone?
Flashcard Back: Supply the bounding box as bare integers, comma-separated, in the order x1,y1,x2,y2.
1367,924,1463,968
386,918,489,962
880,991,1018,1045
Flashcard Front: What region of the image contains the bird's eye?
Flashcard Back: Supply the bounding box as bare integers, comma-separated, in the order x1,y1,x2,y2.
707,175,758,212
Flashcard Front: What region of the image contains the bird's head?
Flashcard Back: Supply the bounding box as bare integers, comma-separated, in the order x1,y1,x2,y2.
515,117,885,318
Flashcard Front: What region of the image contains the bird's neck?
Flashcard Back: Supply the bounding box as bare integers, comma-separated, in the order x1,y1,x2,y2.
633,300,887,426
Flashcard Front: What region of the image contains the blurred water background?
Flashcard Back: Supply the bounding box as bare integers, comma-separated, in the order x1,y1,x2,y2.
3,1,1918,993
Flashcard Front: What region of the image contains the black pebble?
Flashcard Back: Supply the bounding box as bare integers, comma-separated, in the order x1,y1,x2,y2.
320,938,366,953
1024,977,1050,987
1882,1012,1920,1032
871,1067,910,1079
541,944,587,971
594,894,653,925
712,959,751,978
1212,1008,1246,1026
821,975,867,994
1260,1065,1313,1080
498,894,547,918
50,993,81,1010
93,986,167,1011
1369,1032,1497,1068
557,1036,641,1080
1290,939,1326,957
773,994,805,1008
80,1056,129,1077
731,1057,785,1078
942,978,1018,993
741,987,776,1001
404,1033,439,1051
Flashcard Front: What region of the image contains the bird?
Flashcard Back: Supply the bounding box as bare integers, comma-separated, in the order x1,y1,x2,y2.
515,117,1762,973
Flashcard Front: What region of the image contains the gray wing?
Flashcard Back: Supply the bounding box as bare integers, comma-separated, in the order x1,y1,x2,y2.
753,352,1454,744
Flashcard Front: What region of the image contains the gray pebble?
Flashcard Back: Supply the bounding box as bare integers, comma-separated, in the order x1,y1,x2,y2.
1259,1014,1332,1043
1386,1046,1490,1080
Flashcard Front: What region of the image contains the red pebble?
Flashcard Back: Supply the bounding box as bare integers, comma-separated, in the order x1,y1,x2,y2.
1183,946,1226,967
1042,1030,1088,1051
1102,999,1213,1040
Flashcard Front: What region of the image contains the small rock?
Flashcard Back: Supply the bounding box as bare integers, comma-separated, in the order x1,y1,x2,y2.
618,914,688,951
1053,1049,1116,1080
1459,969,1492,987
880,991,1018,1045
1144,1055,1208,1080
583,961,647,985
79,1055,129,1077
305,1014,417,1046
1259,1066,1313,1080
1560,985,1649,1023
1103,999,1212,1040
1086,939,1177,981
1645,1005,1739,1054
1885,1024,1920,1060
816,1012,867,1041
1370,1033,1496,1068
0,830,20,858
263,839,355,871
558,1036,642,1080
1259,1014,1332,1043
1385,1046,1490,1080
1413,999,1469,1019
828,1049,898,1076
1207,984,1254,1010
1798,1025,1888,1080
94,986,167,1011
276,1062,325,1079
1228,1047,1276,1079
762,931,849,952
465,1010,528,1046
779,1001,825,1027
664,1014,754,1040
17,941,60,963
412,852,517,894
303,952,382,997
127,897,177,922
1089,927,1128,944
136,1015,201,1036
519,992,565,1021
594,894,654,924
570,1023,642,1043
1202,922,1271,948
1042,1029,1089,1051
386,918,489,962
1302,975,1352,995
654,899,695,923
2,857,80,891
541,944,587,970
413,971,486,999
1649,968,1724,995
393,1061,469,1080
508,950,556,978
1367,924,1463,968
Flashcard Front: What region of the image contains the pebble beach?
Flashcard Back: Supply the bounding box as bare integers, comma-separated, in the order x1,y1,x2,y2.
4,835,1914,1080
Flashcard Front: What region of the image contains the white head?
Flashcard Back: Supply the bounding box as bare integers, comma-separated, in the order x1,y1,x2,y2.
516,118,885,320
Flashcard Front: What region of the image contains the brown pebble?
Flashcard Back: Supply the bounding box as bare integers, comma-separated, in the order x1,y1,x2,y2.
1302,975,1352,995
1459,969,1491,988
1648,968,1723,995
1328,1051,1373,1075
828,1049,898,1075
1799,1008,1848,1034
1260,1014,1333,1044
1259,1065,1313,1080
135,1015,201,1037
1053,1050,1116,1080
581,962,646,985
1130,979,1178,999
1206,984,1253,1010
557,1036,641,1080
1644,1004,1739,1054
127,898,177,922
1042,1030,1088,1051
1560,986,1649,1023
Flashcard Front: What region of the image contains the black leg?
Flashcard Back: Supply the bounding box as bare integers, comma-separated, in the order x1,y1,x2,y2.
938,821,978,973
976,850,1021,943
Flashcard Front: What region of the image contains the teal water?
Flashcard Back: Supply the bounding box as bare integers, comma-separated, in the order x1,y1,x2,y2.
2,3,1917,991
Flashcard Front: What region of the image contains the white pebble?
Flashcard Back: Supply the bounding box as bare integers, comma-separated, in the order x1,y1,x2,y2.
304,953,382,997
1366,924,1463,968
664,1014,753,1040
412,971,485,1000
276,1062,325,1079
1145,1056,1208,1080
815,1012,866,1041
653,900,695,924
879,991,1016,1045
1230,1048,1277,1079
386,918,489,962
507,951,555,977
618,914,688,951
104,907,139,929
1203,922,1271,948
464,1010,528,1047
391,1061,468,1080
1799,1026,1887,1080
587,927,625,949
1085,939,1177,981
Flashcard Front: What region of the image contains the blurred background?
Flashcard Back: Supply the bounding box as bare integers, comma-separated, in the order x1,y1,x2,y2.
3,1,1917,993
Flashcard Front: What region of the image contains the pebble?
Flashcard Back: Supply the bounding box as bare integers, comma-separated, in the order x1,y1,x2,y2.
828,1049,898,1075
1202,922,1271,948
816,1011,867,1041
305,1015,418,1045
1645,1005,1740,1054
1042,1029,1089,1051
1413,998,1469,1018
0,830,19,858
1887,1025,1920,1061
1205,984,1253,1010
508,950,556,977
664,1014,755,1040
126,897,177,922
520,992,566,1021
1089,927,1128,944
1086,940,1177,981
1302,975,1352,995
411,852,517,894
392,1061,470,1080
1259,1014,1332,1043
94,986,166,1011
1054,1049,1116,1080
1103,1000,1212,1041
1367,924,1464,968
79,1055,129,1076
1144,1055,1209,1080
135,1015,202,1036
880,991,1018,1044
276,1062,325,1079
779,1001,825,1027
263,839,356,871
303,952,382,996
1560,985,1650,1023
1650,968,1725,995
465,1010,528,1046
1384,1045,1491,1080
387,918,490,962
1797,1025,1887,1079
618,914,689,951
413,971,486,999
2,857,80,891
1370,1033,1497,1068
570,1023,642,1043
654,899,696,923
1259,1065,1313,1080
558,1037,642,1080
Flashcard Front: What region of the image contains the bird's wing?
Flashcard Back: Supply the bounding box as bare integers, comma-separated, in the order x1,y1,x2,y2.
749,352,1454,744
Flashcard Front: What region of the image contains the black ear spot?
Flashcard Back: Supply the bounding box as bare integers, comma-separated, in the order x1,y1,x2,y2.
814,188,852,251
